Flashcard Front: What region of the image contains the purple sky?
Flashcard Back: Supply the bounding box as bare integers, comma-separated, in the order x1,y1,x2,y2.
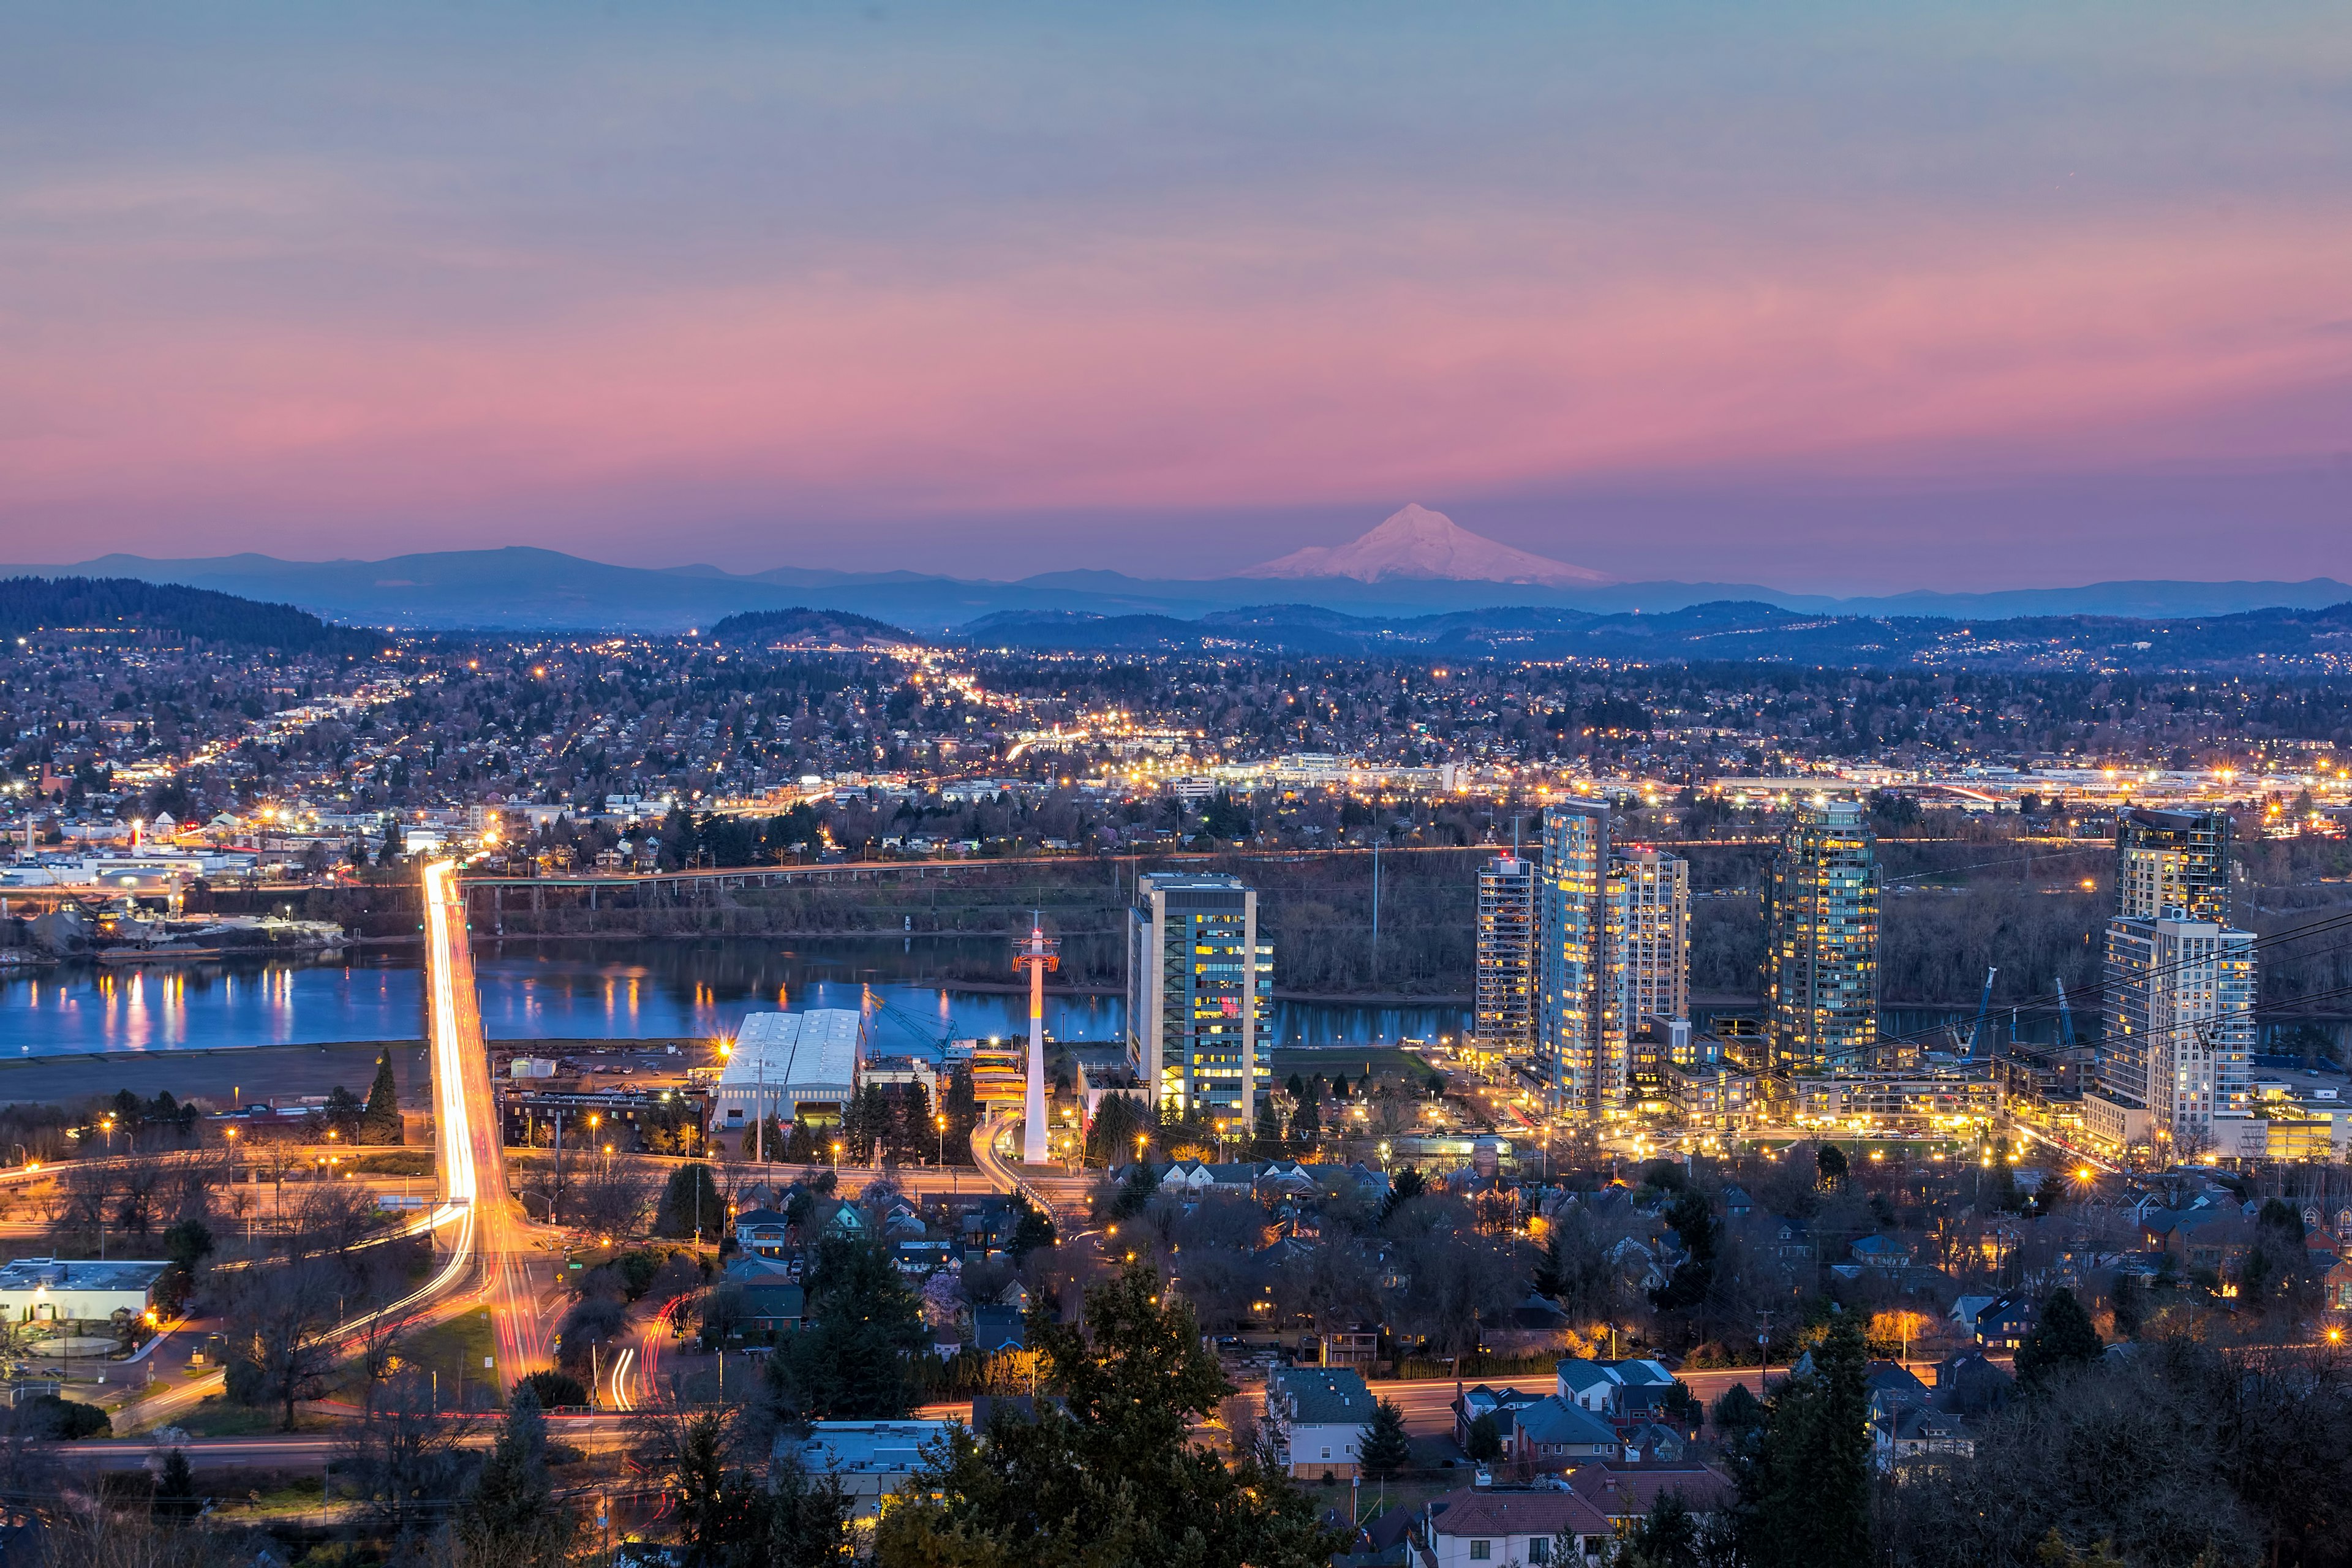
4,4,2350,592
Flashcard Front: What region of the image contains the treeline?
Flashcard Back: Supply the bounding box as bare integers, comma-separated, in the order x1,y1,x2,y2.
0,575,374,655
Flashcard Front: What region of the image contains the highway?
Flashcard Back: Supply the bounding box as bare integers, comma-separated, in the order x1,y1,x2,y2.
423,859,551,1385
106,862,534,1434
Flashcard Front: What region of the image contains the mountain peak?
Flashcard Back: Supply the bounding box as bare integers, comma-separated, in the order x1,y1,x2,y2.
1236,504,1612,587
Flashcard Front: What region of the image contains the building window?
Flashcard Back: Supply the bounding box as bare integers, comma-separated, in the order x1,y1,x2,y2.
1469,1544,1491,1562
1529,1540,1551,1564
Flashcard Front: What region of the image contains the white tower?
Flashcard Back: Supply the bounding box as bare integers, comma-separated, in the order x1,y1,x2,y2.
1014,919,1059,1166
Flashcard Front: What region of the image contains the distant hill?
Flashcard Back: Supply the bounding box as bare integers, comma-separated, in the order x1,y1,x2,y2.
0,575,371,654
706,606,918,647
6,546,2348,633
959,598,2352,673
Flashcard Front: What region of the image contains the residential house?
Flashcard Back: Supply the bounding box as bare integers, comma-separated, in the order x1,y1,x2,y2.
1454,1384,1546,1453
1504,1397,1621,1470
1872,1406,1974,1469
1765,1215,1814,1261
1566,1464,1736,1533
1849,1234,1917,1272
971,1305,1027,1355
1721,1185,1754,1220
1268,1365,1377,1479
733,1208,790,1257
1554,1358,1683,1420
1932,1351,2014,1414
1418,1487,1613,1567
1971,1293,2039,1351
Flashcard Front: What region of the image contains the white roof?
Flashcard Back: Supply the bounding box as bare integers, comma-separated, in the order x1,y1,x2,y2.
721,1009,862,1099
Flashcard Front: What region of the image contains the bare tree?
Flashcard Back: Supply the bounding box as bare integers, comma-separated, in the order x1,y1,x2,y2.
567,1159,653,1238
337,1366,478,1550
230,1257,344,1430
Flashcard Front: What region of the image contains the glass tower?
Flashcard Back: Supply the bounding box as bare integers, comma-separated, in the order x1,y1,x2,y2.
1766,798,1880,1070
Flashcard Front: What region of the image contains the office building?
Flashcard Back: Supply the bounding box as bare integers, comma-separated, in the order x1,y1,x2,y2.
2100,914,2255,1152
1126,872,1272,1120
1608,846,1689,1039
1766,798,1880,1069
2115,807,2231,924
1539,801,1615,1115
1476,851,1538,1052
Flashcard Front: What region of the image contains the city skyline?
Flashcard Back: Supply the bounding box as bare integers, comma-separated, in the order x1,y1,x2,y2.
6,6,2351,588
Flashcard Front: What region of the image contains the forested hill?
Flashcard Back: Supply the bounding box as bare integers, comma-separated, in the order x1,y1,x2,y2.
707,606,918,647
0,576,373,654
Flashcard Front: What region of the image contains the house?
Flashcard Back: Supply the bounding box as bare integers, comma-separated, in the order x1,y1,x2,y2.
1267,1366,1376,1479
821,1202,868,1240
782,1421,949,1518
1972,1293,2038,1351
1932,1351,2013,1414
739,1279,805,1335
0,1258,171,1325
1861,1360,1930,1419
1554,1358,1683,1420
1565,1463,1736,1531
1850,1234,1917,1272
1721,1185,1754,1220
971,1305,1027,1355
1310,1325,1380,1370
1504,1396,1621,1469
733,1208,790,1257
1619,1423,1687,1463
1766,1215,1814,1261
1454,1384,1547,1452
1949,1294,1999,1332
1419,1486,1613,1567
1872,1405,1973,1469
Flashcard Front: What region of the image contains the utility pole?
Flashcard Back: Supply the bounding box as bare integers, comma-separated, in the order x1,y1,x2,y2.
1370,842,1381,1000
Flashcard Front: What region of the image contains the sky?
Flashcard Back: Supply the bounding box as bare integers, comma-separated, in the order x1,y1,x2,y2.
3,2,2350,592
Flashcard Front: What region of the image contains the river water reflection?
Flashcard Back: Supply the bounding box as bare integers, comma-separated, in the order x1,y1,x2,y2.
0,937,1472,1059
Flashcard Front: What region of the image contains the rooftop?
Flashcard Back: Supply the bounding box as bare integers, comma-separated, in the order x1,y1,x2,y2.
0,1257,172,1292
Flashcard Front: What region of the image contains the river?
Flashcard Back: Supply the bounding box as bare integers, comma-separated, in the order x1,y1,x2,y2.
0,937,1474,1060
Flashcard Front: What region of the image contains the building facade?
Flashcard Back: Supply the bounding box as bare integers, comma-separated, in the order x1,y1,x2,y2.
1539,802,1615,1116
2100,914,2255,1152
1766,799,1880,1070
1126,872,1273,1120
2114,807,2231,924
1476,851,1538,1053
1608,846,1689,1039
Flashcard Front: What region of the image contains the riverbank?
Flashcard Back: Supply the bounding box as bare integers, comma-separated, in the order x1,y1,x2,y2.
0,1039,433,1110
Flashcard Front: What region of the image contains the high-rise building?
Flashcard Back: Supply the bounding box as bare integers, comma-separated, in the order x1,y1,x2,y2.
1539,801,1616,1116
1766,798,1880,1069
1608,846,1689,1041
2114,807,2231,924
1476,852,1538,1053
2100,913,2254,1151
1126,872,1272,1121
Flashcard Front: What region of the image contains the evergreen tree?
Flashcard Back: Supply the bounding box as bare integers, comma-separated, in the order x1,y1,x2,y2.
152,1446,201,1524
455,1385,573,1568
1359,1398,1411,1477
657,1163,724,1240
362,1052,404,1144
1464,1412,1502,1463
1736,1313,1871,1568
1711,1382,1765,1447
1253,1095,1283,1156
773,1235,928,1418
1615,1492,1702,1568
2017,1288,2103,1385
1379,1167,1426,1226
873,1262,1341,1568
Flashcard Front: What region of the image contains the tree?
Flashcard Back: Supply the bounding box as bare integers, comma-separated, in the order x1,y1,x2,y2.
151,1447,201,1525
1359,1398,1411,1477
158,1216,213,1313
339,1367,473,1550
1736,1313,1871,1568
229,1258,342,1430
874,1262,1341,1568
1378,1167,1426,1226
2016,1289,2102,1386
1650,1187,1719,1313
1464,1412,1502,1463
456,1384,574,1568
772,1235,928,1419
1816,1144,1849,1187
1615,1492,1702,1568
657,1163,724,1240
362,1052,404,1144
1711,1382,1765,1447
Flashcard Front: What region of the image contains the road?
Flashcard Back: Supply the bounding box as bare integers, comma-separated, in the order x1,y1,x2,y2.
970,1109,1096,1221
423,859,551,1387
105,862,533,1434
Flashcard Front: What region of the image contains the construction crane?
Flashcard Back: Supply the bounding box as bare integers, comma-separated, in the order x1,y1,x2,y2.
1962,967,1998,1058
861,984,952,1055
2054,978,2079,1052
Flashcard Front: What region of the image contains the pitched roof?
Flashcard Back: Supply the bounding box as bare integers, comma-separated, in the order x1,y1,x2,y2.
1513,1396,1620,1449
1567,1463,1735,1520
1275,1366,1376,1425
1425,1488,1611,1540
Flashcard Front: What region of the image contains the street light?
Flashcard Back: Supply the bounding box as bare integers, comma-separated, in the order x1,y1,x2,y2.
935,1113,947,1167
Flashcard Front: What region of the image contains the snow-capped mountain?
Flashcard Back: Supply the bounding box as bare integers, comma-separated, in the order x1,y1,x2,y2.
1237,503,1613,586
